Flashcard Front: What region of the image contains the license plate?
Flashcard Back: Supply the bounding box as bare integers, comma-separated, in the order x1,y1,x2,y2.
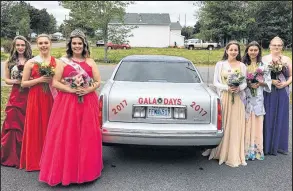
147,107,171,118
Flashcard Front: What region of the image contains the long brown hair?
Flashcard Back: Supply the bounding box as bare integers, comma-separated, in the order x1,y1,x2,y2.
222,41,242,61
66,29,90,59
242,41,262,65
7,35,33,71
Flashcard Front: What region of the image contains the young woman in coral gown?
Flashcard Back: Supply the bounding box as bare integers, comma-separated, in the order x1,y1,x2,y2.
19,34,57,171
39,29,103,186
1,36,32,168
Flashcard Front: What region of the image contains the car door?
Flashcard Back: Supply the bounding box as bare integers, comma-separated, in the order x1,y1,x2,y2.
194,39,201,48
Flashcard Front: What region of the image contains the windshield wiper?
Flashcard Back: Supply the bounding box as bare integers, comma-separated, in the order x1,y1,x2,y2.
185,66,197,72
185,65,201,83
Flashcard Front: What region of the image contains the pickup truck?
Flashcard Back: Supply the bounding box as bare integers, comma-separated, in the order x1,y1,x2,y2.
184,39,218,50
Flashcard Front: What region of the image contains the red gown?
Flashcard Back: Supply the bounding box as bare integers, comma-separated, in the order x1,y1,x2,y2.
19,56,55,171
1,84,29,168
39,60,103,186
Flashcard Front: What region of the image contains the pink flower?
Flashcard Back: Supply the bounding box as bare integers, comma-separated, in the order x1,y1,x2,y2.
247,72,254,80
256,75,264,82
256,68,263,74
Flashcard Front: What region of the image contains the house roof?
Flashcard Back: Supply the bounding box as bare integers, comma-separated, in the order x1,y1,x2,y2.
109,13,171,25
170,22,182,30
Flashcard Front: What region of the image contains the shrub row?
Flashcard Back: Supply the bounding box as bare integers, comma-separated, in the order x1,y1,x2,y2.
1,47,292,65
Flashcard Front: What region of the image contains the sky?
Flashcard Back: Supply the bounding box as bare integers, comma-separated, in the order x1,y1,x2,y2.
27,1,199,27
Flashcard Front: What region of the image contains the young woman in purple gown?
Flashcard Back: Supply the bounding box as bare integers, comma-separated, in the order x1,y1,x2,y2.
262,36,292,156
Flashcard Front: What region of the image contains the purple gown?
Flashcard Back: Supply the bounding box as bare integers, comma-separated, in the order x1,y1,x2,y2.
263,67,290,155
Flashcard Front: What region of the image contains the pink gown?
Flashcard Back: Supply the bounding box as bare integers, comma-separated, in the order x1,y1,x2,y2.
39,60,103,186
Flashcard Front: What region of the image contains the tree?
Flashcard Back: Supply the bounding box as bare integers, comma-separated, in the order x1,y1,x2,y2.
48,14,58,34
195,1,255,44
193,21,201,35
1,1,30,39
1,1,17,38
194,1,292,48
108,25,137,44
1,1,58,39
246,1,292,48
59,1,134,62
14,2,31,37
181,26,194,39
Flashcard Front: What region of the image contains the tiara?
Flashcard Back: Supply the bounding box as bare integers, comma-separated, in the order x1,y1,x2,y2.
70,29,86,38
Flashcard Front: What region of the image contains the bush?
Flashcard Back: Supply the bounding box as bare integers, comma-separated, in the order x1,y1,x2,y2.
23,46,292,64
1,38,13,53
0,52,9,61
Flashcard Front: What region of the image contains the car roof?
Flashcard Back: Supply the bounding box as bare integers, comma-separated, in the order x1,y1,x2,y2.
121,55,191,63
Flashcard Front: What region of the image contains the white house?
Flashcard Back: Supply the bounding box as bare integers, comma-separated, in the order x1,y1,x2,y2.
109,13,184,48
170,22,185,47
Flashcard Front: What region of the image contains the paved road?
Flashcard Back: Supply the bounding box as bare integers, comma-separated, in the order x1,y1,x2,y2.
1,64,292,191
1,106,292,191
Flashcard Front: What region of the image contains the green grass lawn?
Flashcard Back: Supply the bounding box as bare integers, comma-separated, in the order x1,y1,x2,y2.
1,47,292,65
1,86,11,127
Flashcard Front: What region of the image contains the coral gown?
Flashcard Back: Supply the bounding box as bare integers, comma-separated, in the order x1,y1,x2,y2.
39,60,103,186
1,84,29,168
19,56,55,171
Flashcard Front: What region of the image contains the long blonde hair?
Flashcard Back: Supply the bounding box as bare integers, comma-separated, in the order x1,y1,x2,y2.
7,35,33,71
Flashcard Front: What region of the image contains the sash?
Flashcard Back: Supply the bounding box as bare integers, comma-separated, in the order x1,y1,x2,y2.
59,57,92,82
32,55,58,99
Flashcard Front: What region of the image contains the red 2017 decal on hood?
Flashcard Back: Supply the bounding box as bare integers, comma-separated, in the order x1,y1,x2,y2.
138,97,182,105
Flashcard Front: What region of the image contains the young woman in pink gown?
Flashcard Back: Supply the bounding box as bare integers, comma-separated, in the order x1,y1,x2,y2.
1,36,32,168
39,29,103,186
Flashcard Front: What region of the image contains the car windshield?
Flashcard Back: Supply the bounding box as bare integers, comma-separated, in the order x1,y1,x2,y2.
114,61,201,83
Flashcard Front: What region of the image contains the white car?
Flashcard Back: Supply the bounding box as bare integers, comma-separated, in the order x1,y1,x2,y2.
99,55,223,146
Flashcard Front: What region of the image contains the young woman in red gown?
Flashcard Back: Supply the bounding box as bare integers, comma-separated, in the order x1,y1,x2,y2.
39,29,103,186
1,36,32,168
19,34,57,171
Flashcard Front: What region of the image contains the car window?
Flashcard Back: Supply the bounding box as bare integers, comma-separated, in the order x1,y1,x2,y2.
114,61,201,83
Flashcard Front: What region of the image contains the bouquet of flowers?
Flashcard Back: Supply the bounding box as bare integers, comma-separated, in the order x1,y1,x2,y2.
36,62,55,92
227,69,245,104
246,67,264,97
64,71,94,103
11,65,24,92
268,57,287,80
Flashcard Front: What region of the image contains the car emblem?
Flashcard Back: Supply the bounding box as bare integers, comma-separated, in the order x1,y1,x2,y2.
157,98,163,104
